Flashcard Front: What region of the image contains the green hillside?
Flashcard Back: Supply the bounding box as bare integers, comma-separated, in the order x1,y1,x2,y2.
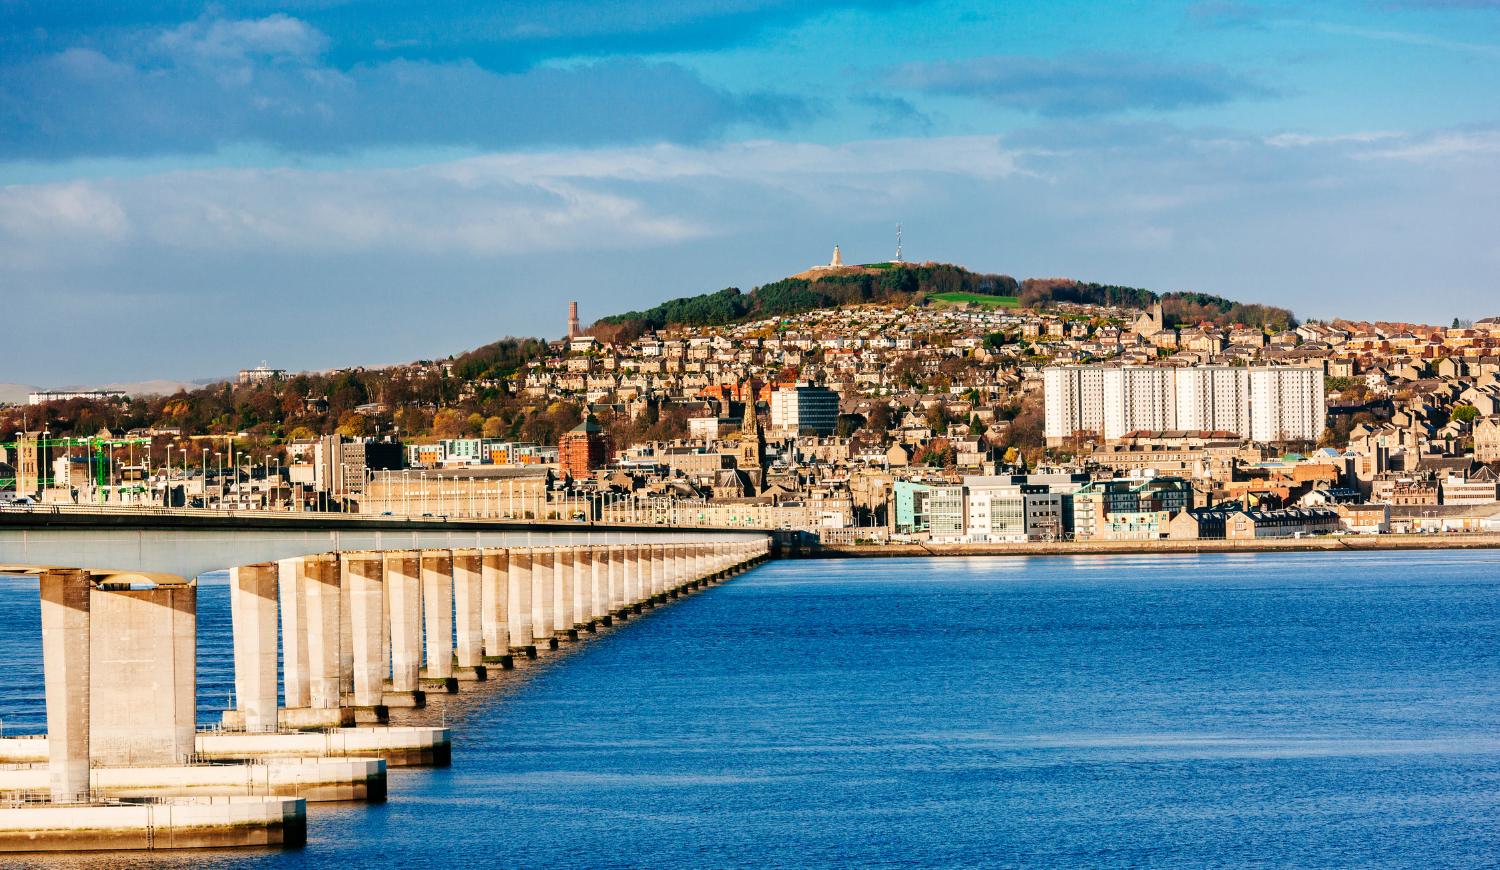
930,292,1019,308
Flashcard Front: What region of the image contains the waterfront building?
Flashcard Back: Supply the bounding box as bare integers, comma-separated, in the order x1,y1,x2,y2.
1071,477,1193,541
963,476,1066,543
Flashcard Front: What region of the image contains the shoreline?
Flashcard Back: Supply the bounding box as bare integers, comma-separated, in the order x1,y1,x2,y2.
800,534,1500,558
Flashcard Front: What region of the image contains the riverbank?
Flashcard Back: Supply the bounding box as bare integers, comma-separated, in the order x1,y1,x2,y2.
803,533,1500,558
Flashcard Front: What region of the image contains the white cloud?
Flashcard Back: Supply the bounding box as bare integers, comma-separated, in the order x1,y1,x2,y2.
2,124,1499,384
0,137,1024,258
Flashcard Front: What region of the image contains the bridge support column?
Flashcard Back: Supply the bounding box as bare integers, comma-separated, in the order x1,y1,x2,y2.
383,552,424,708
345,553,388,719
90,583,196,765
453,549,485,679
607,546,624,615
420,550,456,691
532,547,557,648
40,569,90,803
652,544,666,597
304,556,342,710
508,548,535,655
622,545,640,612
277,558,310,708
339,559,354,697
555,547,575,638
639,543,654,604
480,548,510,663
590,547,606,623
573,547,591,629
693,544,705,582
675,544,687,591
229,563,279,732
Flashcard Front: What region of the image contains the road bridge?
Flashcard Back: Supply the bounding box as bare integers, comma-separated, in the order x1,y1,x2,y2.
0,505,770,828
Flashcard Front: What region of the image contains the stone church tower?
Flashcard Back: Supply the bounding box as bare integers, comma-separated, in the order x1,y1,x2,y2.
736,387,766,491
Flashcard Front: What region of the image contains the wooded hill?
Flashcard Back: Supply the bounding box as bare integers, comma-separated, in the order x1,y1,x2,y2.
592,265,1296,336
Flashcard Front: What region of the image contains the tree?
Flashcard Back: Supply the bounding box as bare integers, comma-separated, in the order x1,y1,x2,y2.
924,402,949,435
867,400,893,433
467,413,485,437
290,426,315,440
399,408,427,436
433,409,464,439
336,412,368,438
482,416,505,438
1453,405,1480,424
1453,317,1461,328
921,438,956,467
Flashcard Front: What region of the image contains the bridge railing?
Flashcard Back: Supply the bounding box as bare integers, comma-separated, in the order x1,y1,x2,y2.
0,501,781,532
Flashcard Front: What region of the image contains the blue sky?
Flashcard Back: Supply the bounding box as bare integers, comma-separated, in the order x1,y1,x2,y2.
2,0,1498,384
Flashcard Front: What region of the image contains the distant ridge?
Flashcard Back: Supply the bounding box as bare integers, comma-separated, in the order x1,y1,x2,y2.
0,378,231,404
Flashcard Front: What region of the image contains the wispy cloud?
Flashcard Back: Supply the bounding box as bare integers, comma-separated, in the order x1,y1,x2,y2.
0,1,929,71
851,94,938,135
1187,1,1272,30
1307,21,1500,57
0,15,813,161
880,53,1274,116
1376,1,1500,9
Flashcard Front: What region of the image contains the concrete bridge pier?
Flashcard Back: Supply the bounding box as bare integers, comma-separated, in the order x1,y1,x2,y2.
631,544,647,614
344,553,388,722
452,549,486,680
693,544,706,585
383,552,424,708
590,547,606,626
91,583,196,766
555,547,576,640
480,548,512,668
617,546,634,618
507,548,535,657
277,558,310,708
652,543,667,599
606,545,623,621
573,547,593,631
288,555,349,727
419,550,458,694
338,560,354,702
532,547,558,649
40,569,91,803
228,564,279,732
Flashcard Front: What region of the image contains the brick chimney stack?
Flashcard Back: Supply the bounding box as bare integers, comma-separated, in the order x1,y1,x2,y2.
568,301,580,337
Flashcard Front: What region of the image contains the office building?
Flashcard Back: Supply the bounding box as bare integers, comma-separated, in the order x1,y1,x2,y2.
770,386,839,436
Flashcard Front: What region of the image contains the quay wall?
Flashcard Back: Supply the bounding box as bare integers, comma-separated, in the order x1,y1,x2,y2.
805,534,1500,558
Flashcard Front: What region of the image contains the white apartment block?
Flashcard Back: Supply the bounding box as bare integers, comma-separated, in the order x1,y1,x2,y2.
1175,366,1251,435
1044,365,1325,444
1043,367,1106,444
1101,367,1176,441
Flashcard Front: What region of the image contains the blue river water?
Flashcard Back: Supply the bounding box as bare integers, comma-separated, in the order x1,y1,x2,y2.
5,550,1500,868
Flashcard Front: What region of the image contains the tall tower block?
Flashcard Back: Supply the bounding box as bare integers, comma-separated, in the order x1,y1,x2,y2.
568,301,580,337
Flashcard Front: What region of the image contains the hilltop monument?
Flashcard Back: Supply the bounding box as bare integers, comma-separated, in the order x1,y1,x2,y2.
807,246,845,273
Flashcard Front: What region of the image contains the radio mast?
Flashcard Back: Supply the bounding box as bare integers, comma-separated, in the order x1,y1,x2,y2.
895,224,903,263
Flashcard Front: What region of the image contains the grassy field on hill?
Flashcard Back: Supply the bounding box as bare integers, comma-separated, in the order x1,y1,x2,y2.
930,292,1020,308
